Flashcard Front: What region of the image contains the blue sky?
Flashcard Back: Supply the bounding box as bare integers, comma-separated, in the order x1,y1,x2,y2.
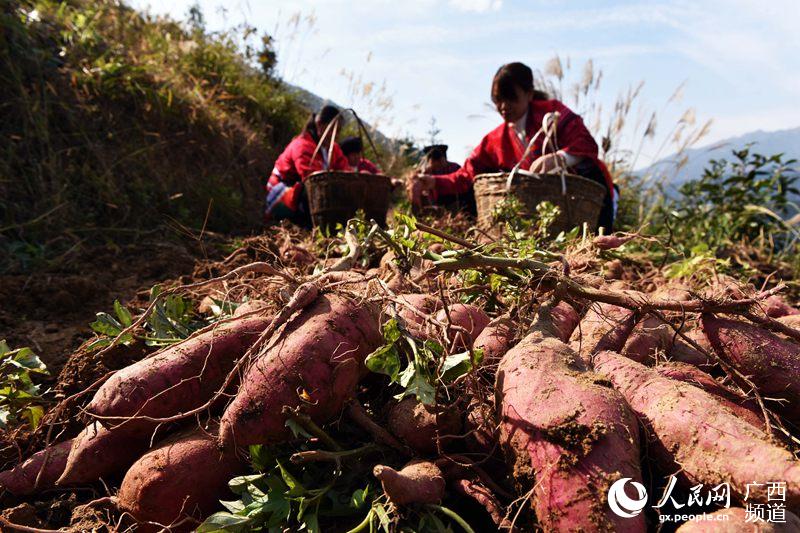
131,0,800,167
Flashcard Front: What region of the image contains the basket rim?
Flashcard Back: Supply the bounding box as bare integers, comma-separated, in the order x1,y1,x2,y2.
305,170,390,183
474,170,605,189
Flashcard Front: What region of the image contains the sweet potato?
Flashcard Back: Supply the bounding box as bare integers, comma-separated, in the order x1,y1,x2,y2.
117,428,244,532
0,440,72,495
87,315,272,436
464,397,497,455
496,317,645,531
391,293,441,339
622,314,673,363
569,302,637,365
655,362,763,429
473,315,515,364
762,295,800,319
373,460,445,506
550,301,580,342
387,397,462,454
675,506,800,532
593,233,636,250
435,303,490,349
233,299,269,317
594,351,800,506
219,293,382,447
702,314,800,422
778,314,800,329
57,422,150,485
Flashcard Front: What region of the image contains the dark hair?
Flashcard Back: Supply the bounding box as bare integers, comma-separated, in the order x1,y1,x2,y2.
423,144,448,161
340,136,363,155
302,104,341,140
491,62,548,102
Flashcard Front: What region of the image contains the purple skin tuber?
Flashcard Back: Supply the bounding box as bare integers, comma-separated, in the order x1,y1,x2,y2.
702,314,800,423
550,301,580,342
497,311,645,532
435,303,490,350
219,294,382,447
0,440,73,495
473,315,515,364
569,302,637,365
594,350,800,506
593,233,636,250
373,460,445,506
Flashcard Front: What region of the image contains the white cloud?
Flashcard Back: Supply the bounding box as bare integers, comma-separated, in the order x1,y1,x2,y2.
448,0,502,13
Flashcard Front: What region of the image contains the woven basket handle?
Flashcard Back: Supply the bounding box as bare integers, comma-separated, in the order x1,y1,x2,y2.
506,111,566,192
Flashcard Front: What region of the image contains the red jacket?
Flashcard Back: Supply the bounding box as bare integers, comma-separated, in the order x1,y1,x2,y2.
270,131,349,186
355,158,381,174
434,99,614,200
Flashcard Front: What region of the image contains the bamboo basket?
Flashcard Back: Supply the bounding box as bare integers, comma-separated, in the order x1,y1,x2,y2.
473,171,605,233
305,171,392,229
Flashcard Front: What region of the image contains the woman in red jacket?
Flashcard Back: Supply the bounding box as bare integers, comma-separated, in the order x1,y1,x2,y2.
265,105,349,225
408,62,616,231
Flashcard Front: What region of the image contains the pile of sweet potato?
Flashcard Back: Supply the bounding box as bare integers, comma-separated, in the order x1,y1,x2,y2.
4,233,800,533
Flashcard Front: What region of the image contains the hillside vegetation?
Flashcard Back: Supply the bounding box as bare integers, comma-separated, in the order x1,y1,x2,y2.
1,0,308,270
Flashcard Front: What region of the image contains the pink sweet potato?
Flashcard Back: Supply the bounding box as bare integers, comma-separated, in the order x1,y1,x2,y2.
435,303,490,349
550,301,580,342
594,351,800,506
778,314,800,329
87,315,272,435
0,439,72,495
57,421,150,485
373,460,445,506
387,397,462,454
117,428,244,532
569,302,637,365
496,319,645,531
655,362,763,429
675,506,800,532
622,314,673,363
762,295,800,319
233,299,269,317
593,233,636,250
219,294,382,447
391,293,441,339
702,314,800,422
473,315,515,364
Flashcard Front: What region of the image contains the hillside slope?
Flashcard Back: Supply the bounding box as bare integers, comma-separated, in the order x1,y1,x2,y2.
1,0,308,270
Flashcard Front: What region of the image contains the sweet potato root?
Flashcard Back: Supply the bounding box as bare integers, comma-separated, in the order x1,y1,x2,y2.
473,315,515,364
373,460,445,506
87,315,272,435
117,428,244,532
595,350,800,506
497,319,645,531
392,293,441,339
762,295,800,319
569,302,637,364
702,314,800,422
435,303,490,349
0,440,72,495
57,421,150,485
655,362,763,429
622,314,673,363
387,397,461,454
219,293,382,447
452,479,516,532
675,506,800,532
550,301,580,342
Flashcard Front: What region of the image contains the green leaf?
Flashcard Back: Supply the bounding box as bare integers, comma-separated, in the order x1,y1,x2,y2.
276,460,306,496
248,444,273,472
373,503,391,532
113,300,133,327
0,340,10,357
397,367,436,405
351,486,369,509
24,405,44,429
365,345,401,381
13,348,48,373
440,351,473,382
285,418,314,440
90,312,123,336
381,318,402,343
196,511,253,532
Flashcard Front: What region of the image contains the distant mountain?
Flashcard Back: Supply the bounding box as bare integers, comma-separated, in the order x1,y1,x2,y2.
640,127,800,190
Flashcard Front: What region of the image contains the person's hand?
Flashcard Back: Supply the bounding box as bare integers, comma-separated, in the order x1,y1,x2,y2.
406,173,436,208
529,153,566,173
